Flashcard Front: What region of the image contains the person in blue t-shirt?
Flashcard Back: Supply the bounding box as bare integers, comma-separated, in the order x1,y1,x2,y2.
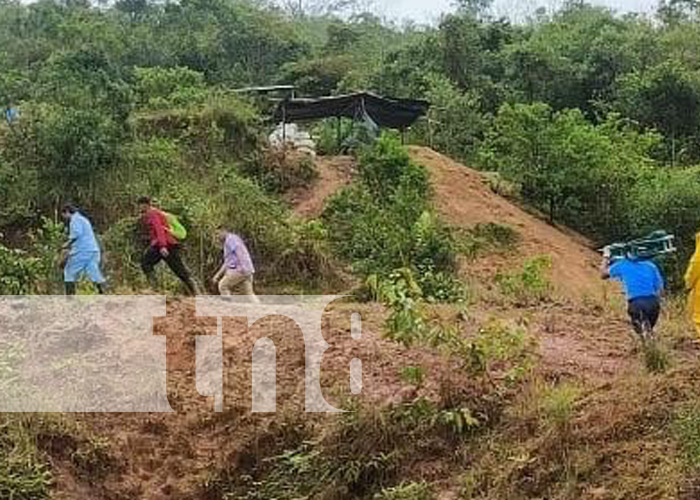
61,204,106,295
601,249,664,340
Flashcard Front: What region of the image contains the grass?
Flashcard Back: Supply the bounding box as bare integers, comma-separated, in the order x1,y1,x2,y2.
660,293,697,346
495,256,552,307
505,377,581,431
457,223,520,259
204,377,505,500
0,417,52,500
642,341,671,374
459,369,696,499
456,320,536,384
374,482,435,500
0,414,119,500
540,382,581,429
400,366,426,387
674,404,700,469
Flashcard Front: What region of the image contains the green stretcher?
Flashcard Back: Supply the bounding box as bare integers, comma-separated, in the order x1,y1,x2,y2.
602,231,677,261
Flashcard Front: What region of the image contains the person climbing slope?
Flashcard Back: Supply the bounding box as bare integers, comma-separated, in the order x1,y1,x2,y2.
601,249,665,341
138,196,198,296
212,227,259,303
685,233,700,339
61,204,106,295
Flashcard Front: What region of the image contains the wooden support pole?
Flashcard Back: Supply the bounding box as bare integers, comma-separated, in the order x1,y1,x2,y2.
337,116,342,151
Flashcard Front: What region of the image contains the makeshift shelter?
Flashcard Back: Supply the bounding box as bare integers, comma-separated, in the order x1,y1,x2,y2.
273,92,430,130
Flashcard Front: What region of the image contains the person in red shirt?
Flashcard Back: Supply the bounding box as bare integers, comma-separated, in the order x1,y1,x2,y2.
138,196,198,296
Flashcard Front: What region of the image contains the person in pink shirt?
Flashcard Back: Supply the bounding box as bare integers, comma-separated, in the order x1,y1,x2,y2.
212,227,259,302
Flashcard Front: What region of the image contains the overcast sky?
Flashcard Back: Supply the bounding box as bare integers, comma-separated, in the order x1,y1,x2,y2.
372,0,659,23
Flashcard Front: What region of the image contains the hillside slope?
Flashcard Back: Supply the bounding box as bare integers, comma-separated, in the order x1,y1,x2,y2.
408,146,604,300
288,155,355,218
292,147,605,300
34,148,700,500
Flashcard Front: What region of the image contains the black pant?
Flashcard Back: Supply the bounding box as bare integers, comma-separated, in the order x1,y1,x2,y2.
628,296,661,335
141,245,196,295
65,282,105,295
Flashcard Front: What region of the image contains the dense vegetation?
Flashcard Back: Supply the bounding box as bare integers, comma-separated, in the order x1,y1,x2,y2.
3,0,700,291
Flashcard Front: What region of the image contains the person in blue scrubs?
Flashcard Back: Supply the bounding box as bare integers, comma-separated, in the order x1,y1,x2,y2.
61,204,106,295
601,249,664,340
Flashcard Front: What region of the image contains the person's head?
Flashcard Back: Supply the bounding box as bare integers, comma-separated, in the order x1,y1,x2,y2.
138,196,153,215
61,204,78,222
216,226,230,244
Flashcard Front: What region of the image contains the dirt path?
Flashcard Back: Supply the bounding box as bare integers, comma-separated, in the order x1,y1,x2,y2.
287,155,355,218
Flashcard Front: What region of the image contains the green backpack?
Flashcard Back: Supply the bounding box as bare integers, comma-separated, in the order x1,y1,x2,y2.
164,212,188,241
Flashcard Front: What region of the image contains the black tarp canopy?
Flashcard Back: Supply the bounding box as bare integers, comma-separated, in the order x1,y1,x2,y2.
274,92,430,129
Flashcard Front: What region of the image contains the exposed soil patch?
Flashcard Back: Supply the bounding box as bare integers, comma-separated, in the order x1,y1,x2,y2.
408,146,606,301
288,155,355,218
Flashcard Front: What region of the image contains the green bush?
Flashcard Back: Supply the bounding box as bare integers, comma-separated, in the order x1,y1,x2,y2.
374,482,435,500
495,256,553,306
313,118,352,156
101,217,147,289
118,138,185,199
0,418,52,500
457,223,520,259
0,219,63,295
130,93,262,161
371,268,427,347
399,366,427,387
242,148,318,194
480,104,659,239
5,103,122,209
452,320,535,383
28,217,65,294
625,166,700,287
0,244,40,295
281,55,354,96
358,133,427,201
409,73,487,163
324,134,461,302
133,66,206,109
541,383,581,429
0,157,38,228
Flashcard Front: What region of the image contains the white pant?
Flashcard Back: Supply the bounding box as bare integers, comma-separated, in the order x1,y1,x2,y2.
218,270,259,303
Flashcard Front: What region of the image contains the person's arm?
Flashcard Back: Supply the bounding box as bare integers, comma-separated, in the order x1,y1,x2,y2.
63,218,80,252
213,262,227,283
62,237,75,252
149,211,170,256
655,264,666,297
600,250,612,280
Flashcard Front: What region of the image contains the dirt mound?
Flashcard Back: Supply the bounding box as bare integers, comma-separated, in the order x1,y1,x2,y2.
288,155,355,218
408,146,606,300
288,147,607,299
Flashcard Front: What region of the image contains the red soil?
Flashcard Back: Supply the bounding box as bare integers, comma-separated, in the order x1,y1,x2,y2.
288,155,355,218
408,146,606,301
